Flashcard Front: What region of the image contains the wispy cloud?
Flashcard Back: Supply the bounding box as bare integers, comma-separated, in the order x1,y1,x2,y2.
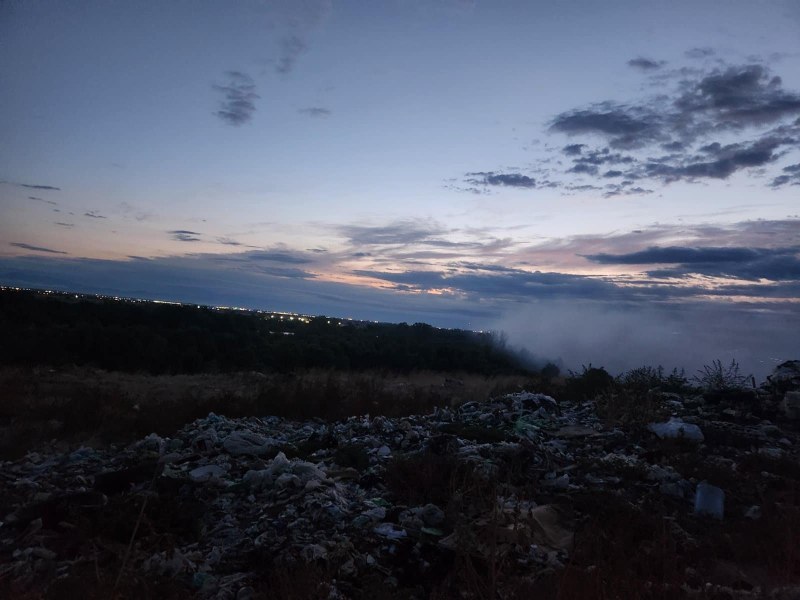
245,249,314,264
276,35,307,75
216,237,243,246
10,242,67,254
585,245,800,281
169,229,202,242
271,0,332,76
337,220,448,246
298,107,331,118
1,180,61,191
628,57,666,71
28,196,58,206
213,71,259,126
771,163,800,187
84,211,107,219
464,172,537,189
685,47,715,60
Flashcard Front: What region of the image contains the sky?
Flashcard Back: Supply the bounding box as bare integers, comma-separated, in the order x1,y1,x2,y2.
2,0,799,376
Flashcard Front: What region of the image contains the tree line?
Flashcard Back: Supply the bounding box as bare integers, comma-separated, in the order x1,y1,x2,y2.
0,289,531,375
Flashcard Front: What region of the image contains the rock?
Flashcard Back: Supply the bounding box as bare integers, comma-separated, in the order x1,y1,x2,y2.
767,360,800,393
419,503,445,528
780,391,800,420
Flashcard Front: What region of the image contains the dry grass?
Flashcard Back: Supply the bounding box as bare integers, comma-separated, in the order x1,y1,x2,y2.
0,366,532,458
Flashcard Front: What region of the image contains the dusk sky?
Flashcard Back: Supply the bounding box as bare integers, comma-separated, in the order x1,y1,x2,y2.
2,0,799,375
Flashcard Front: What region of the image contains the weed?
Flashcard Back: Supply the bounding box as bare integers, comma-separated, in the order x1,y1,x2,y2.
618,365,690,395
694,359,750,391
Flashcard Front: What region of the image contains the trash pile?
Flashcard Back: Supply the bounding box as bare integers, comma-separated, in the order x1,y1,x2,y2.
2,361,800,598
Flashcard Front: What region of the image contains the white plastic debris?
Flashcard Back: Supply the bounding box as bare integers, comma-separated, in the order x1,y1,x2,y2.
648,417,704,442
223,431,275,456
189,465,227,482
694,482,725,519
373,523,407,539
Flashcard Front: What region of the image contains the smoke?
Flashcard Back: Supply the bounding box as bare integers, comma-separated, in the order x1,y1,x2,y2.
493,300,799,381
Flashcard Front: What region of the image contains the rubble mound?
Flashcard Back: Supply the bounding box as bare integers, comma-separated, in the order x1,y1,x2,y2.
2,370,800,599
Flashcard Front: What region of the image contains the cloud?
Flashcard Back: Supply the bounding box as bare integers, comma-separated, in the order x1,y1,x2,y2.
255,266,317,279
213,71,259,126
298,107,331,117
168,229,202,242
84,211,107,219
216,237,243,246
643,137,785,181
354,266,621,302
244,249,313,264
1,180,61,191
28,196,58,206
464,171,537,188
119,201,153,222
550,104,662,148
628,57,665,71
0,251,496,329
562,144,586,156
675,65,800,127
267,0,332,76
568,163,597,175
55,222,74,228
685,47,715,59
10,242,67,254
584,240,800,282
771,162,800,187
338,220,448,246
276,35,307,75
532,60,800,191
586,245,782,265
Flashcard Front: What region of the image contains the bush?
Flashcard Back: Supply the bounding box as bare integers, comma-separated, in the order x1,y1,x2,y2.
617,365,689,395
564,365,614,400
693,359,750,391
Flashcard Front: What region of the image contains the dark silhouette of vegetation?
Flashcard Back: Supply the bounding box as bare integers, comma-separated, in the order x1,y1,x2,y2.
0,288,531,376
693,358,750,391
616,365,689,395
564,364,615,400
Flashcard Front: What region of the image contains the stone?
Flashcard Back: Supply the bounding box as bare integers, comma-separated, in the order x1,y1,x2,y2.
419,503,445,528
780,391,800,420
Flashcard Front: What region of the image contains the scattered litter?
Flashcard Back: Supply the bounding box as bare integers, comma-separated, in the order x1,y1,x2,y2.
2,362,799,598
648,417,704,442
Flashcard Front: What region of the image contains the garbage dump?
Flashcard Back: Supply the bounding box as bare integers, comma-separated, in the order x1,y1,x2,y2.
1,364,800,598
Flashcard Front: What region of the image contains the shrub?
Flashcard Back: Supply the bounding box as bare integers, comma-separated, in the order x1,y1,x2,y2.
564,365,614,400
617,365,689,395
693,359,750,391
